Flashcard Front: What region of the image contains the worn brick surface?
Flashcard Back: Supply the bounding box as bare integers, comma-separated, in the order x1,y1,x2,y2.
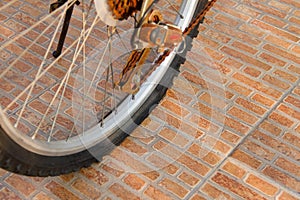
0,0,299,199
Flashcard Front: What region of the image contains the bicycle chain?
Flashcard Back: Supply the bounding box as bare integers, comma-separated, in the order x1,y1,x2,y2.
154,0,217,69
118,0,217,92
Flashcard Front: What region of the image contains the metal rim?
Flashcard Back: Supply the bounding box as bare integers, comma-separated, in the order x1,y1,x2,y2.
0,0,198,156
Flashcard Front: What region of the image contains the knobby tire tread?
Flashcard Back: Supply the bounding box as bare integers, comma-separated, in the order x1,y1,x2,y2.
0,0,208,176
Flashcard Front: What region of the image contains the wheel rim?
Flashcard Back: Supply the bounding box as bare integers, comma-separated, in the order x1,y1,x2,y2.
0,0,199,156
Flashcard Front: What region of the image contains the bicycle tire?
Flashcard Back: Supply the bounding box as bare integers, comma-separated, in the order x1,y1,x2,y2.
0,0,208,176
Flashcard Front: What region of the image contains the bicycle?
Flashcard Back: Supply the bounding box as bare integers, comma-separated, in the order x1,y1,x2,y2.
0,0,216,176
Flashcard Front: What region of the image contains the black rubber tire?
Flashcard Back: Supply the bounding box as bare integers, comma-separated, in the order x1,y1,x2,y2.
0,0,208,176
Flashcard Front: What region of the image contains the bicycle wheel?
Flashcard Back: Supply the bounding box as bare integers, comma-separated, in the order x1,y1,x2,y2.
0,0,210,176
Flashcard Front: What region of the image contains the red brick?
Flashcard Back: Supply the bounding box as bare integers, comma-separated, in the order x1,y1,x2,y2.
191,103,223,129
252,130,300,161
253,20,299,42
181,71,207,89
0,188,22,200
203,151,221,166
245,174,278,196
228,82,253,96
268,0,292,12
252,94,275,108
178,171,200,187
197,35,220,48
111,148,159,180
246,1,286,18
233,73,282,99
283,133,300,149
284,96,300,109
262,15,286,28
223,47,271,71
153,140,182,161
214,3,250,21
33,192,54,200
215,13,240,27
231,149,262,169
144,186,172,200
72,179,101,199
260,121,282,136
289,17,300,26
278,104,300,120
212,172,267,200
232,41,258,55
275,157,300,177
190,194,206,200
222,161,246,178
243,140,276,161
204,47,225,61
59,173,74,183
265,35,292,49
205,29,231,44
161,99,190,117
177,154,210,177
228,106,258,124
124,174,145,191
277,191,299,200
274,70,298,83
259,52,287,67
203,136,231,154
198,92,226,109
263,166,300,192
244,66,261,77
5,175,36,197
236,97,266,115
46,181,80,200
0,79,15,92
159,128,189,148
120,139,148,156
263,74,291,90
166,89,192,104
201,183,233,200
159,178,188,198
223,57,243,69
214,23,261,45
146,154,179,175
224,116,250,135
263,44,300,64
269,112,294,127
288,25,300,36
0,26,14,38
292,45,300,54
80,167,109,185
288,65,300,75
239,23,265,37
221,130,241,144
109,183,140,200
153,108,204,139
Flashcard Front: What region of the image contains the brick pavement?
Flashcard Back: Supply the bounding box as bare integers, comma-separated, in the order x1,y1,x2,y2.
0,0,299,199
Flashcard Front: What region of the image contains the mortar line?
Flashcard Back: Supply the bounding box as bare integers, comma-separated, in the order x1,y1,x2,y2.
184,74,300,199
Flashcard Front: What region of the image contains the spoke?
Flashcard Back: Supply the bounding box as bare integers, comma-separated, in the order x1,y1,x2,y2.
14,3,69,128
108,28,117,113
100,59,110,127
46,13,101,141
3,14,101,114
165,0,184,18
0,0,20,12
0,1,77,79
47,21,86,142
68,38,112,138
